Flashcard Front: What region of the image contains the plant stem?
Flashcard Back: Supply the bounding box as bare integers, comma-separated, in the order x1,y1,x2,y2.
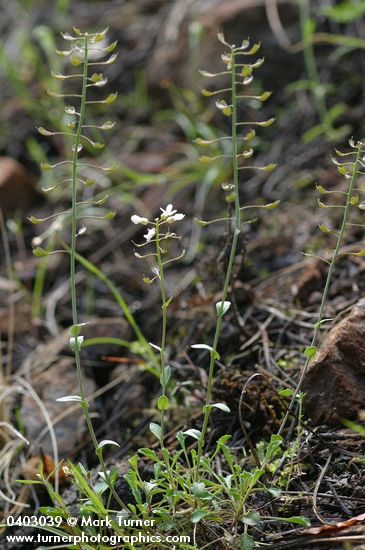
155,223,168,443
195,48,241,477
278,143,363,435
69,36,126,511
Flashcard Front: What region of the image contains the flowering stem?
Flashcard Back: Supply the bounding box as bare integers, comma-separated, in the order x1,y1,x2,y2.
278,142,363,435
69,35,126,511
155,222,168,444
195,48,241,478
70,37,88,400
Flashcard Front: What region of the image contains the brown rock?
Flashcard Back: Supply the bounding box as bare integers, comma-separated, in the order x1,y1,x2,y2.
0,157,42,217
21,357,96,457
291,260,326,305
20,318,130,456
302,299,365,425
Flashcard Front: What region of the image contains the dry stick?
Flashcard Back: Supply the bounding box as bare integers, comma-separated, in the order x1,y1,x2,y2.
312,451,332,524
278,143,363,436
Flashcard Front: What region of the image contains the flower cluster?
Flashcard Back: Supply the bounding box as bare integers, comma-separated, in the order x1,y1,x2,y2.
131,204,185,242
131,204,185,283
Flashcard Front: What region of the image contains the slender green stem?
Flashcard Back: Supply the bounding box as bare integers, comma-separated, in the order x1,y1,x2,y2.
68,36,127,511
278,143,363,435
195,49,241,478
70,36,88,332
155,223,168,443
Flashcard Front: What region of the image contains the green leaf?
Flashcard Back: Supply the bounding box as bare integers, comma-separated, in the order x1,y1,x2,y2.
138,448,159,461
240,533,254,550
192,509,209,523
273,515,311,526
157,394,169,411
96,439,120,450
149,422,162,441
278,388,294,398
267,487,282,498
176,431,186,450
264,434,283,463
241,511,261,526
304,346,317,360
215,300,231,316
160,365,171,386
191,482,212,499
204,402,231,413
70,324,81,337
191,344,220,360
183,429,202,441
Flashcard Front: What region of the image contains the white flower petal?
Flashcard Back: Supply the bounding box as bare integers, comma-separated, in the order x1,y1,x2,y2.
131,215,149,225
144,227,156,242
166,212,185,223
160,204,177,219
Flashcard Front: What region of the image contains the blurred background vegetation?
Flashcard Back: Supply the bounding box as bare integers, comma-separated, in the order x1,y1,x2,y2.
1,0,365,345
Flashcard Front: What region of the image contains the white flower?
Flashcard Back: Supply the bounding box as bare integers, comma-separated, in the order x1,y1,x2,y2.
166,213,185,223
131,214,149,225
160,204,184,223
160,204,176,219
144,227,156,242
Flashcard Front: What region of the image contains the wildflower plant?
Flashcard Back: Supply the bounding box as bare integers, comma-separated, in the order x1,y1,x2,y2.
132,204,185,444
193,33,279,473
29,27,126,508
279,137,365,433
11,28,322,545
